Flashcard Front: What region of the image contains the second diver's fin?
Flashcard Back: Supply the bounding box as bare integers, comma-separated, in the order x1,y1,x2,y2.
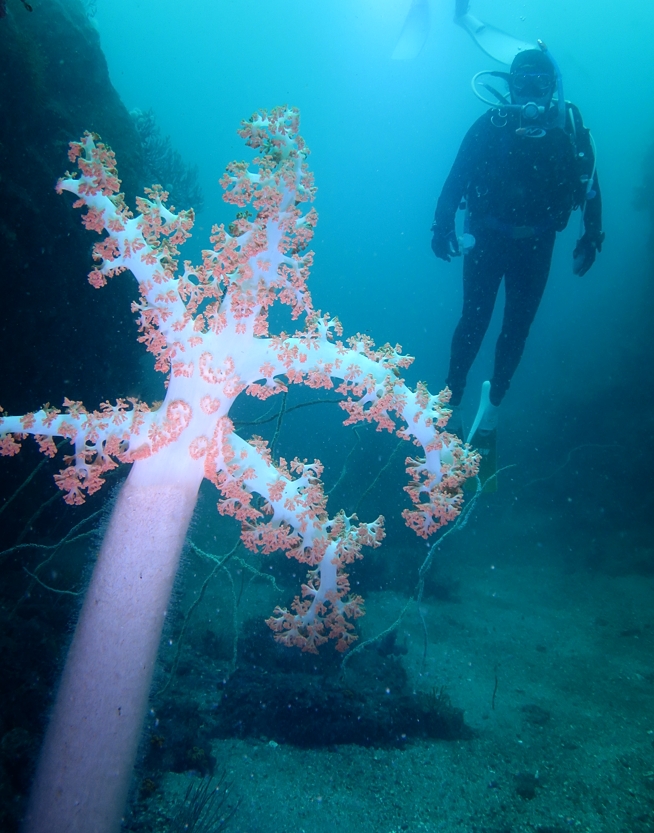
392,1,535,65
392,0,430,60
454,12,536,65
466,380,498,493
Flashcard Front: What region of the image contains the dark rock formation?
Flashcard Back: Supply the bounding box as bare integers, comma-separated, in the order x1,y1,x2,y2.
0,5,149,826
0,0,147,419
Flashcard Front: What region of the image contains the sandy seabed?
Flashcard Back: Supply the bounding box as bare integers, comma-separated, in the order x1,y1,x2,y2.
135,498,654,833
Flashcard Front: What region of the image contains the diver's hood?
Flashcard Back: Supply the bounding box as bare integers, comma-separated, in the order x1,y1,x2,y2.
509,49,556,106
471,42,567,131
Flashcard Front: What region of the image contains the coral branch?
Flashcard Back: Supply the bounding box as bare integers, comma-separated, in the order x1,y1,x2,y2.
2,107,478,652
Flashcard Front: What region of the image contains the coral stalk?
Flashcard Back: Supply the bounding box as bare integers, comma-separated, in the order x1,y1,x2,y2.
24,468,199,833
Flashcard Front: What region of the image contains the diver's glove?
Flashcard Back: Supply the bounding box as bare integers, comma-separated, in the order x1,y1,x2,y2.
431,222,460,262
573,230,605,276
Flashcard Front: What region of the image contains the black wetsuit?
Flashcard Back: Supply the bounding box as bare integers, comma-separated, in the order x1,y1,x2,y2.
433,104,602,406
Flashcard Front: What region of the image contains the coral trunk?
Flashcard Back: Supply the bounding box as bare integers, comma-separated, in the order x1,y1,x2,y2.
23,471,200,833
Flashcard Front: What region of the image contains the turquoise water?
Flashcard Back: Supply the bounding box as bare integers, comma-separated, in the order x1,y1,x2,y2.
93,0,654,409
1,1,654,831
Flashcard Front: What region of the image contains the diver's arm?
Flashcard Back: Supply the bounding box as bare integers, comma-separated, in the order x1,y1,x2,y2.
573,172,604,275
433,119,481,228
431,153,467,261
433,166,466,229
582,172,602,238
570,105,605,275
569,104,603,236
431,123,481,261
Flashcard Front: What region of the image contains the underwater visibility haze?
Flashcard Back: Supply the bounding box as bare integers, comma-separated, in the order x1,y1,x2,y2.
0,1,653,831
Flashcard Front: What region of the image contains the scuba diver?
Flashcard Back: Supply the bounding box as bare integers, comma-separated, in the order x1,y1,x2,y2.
431,45,604,481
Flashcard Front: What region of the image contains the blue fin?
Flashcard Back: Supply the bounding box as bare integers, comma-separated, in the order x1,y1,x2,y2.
392,0,430,60
466,380,492,444
455,12,535,65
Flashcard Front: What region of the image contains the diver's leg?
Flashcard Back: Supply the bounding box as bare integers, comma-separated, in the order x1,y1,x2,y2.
490,232,556,405
445,232,505,407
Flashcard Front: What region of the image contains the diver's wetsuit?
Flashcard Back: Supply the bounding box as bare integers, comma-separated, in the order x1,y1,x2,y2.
434,103,602,407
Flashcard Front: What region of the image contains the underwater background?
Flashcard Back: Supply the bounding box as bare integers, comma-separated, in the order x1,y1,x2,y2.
1,0,653,831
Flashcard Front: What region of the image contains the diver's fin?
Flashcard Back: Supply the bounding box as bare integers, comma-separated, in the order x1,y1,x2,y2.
392,0,430,60
466,381,498,493
466,380,491,443
455,12,536,65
